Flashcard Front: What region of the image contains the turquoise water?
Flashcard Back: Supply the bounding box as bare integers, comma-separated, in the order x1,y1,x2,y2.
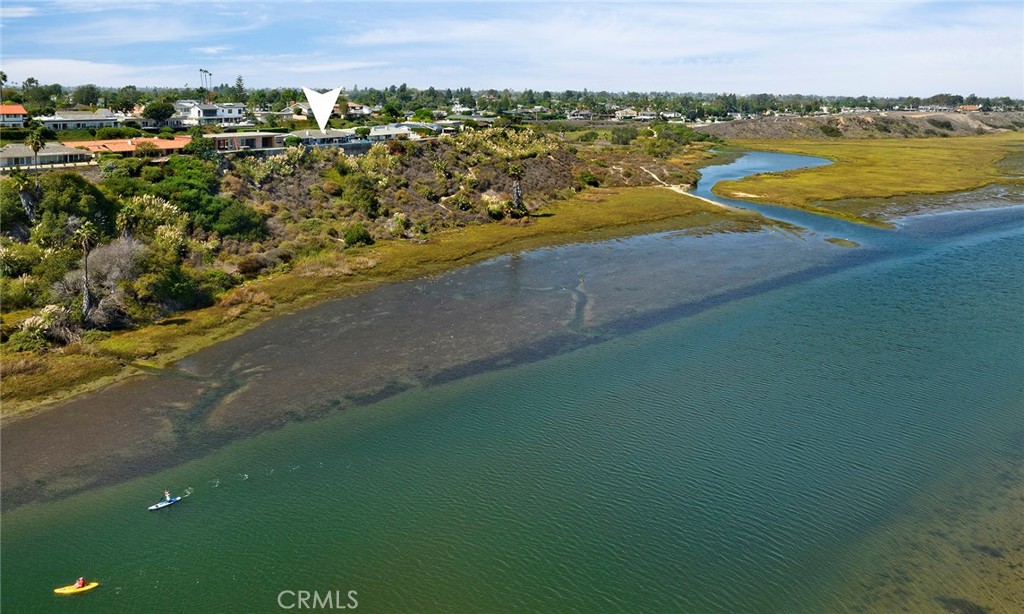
2,155,1022,612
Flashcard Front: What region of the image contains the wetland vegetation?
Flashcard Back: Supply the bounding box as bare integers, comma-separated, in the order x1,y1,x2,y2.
2,118,1021,417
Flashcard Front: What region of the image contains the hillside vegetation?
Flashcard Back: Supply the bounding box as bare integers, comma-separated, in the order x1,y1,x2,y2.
694,111,1024,140
0,123,727,414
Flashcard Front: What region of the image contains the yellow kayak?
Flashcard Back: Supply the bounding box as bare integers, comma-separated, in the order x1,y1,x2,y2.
54,582,99,595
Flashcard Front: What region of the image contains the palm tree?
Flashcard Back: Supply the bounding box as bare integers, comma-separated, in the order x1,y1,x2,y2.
506,163,528,218
8,168,37,222
71,219,98,318
24,130,45,168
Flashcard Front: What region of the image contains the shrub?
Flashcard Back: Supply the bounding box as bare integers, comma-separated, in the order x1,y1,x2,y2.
0,241,43,277
6,328,49,352
235,254,268,278
140,165,164,183
212,202,265,240
0,276,42,309
610,126,638,145
927,118,954,131
486,203,505,220
819,124,843,138
576,171,600,187
578,130,599,142
343,223,374,247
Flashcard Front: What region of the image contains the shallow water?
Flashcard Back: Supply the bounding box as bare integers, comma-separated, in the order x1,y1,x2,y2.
2,153,1022,612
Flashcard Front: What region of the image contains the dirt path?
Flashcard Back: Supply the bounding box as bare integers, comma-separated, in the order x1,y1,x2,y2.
638,166,747,213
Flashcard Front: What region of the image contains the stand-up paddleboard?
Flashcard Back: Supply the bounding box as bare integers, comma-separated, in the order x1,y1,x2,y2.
54,582,99,595
148,496,181,511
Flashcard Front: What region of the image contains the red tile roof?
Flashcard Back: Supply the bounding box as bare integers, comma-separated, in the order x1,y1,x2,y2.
62,135,192,154
0,104,29,115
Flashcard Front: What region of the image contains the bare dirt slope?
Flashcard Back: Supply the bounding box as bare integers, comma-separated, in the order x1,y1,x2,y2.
692,111,1024,140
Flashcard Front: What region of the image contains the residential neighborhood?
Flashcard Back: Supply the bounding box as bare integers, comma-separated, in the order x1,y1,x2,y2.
0,80,1020,173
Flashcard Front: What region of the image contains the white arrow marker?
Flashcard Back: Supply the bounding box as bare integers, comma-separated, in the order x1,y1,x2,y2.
303,86,343,134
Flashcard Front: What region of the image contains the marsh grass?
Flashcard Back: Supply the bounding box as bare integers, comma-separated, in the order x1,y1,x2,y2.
713,133,1023,224
1,187,762,417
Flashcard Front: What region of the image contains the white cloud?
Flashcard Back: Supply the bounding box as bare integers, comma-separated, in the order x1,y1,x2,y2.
193,46,232,55
0,58,193,87
0,6,38,19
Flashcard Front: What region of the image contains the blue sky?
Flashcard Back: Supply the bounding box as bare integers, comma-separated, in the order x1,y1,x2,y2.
1,1,1021,97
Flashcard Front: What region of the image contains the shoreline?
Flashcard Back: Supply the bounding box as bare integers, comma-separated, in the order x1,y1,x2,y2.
1,230,863,511
0,186,766,423
6,196,1020,511
4,141,1021,511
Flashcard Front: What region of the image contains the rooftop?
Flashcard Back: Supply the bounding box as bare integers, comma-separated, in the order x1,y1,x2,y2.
62,135,192,154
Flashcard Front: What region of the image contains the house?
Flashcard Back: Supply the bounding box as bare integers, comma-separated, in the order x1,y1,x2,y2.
185,102,250,126
289,128,358,148
0,142,94,169
614,108,638,121
284,102,312,118
567,109,593,120
33,109,120,131
636,110,658,121
63,136,192,158
208,131,286,153
165,100,250,127
346,103,373,117
368,124,416,141
956,105,982,113
0,104,29,128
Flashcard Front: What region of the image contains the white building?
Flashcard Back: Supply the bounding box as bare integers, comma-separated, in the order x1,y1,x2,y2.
0,104,29,128
33,109,119,131
170,100,251,127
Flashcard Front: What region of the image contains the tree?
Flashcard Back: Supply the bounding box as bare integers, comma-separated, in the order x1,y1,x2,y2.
111,85,142,114
24,129,45,167
506,164,528,218
8,168,38,222
142,100,175,124
134,141,159,158
71,218,99,317
381,102,403,121
72,84,101,106
232,75,247,103
411,107,434,122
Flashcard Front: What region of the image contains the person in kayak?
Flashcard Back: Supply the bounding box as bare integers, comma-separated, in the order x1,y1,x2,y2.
164,490,171,501
74,577,85,588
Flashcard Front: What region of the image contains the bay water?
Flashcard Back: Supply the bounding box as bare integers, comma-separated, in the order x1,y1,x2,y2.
2,153,1021,612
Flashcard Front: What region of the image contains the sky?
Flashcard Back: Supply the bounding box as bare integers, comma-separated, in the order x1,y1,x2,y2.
1,1,1021,97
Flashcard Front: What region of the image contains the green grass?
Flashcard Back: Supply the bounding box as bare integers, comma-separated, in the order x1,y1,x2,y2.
713,133,1024,224
1,187,764,418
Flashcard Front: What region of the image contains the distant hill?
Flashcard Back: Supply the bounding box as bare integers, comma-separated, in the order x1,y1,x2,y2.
692,111,1024,140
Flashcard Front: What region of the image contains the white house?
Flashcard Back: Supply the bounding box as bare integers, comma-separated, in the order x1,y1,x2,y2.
368,124,416,141
0,104,29,128
289,128,358,147
186,102,249,126
33,109,119,131
0,142,94,169
614,108,638,121
208,131,285,153
346,103,373,117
